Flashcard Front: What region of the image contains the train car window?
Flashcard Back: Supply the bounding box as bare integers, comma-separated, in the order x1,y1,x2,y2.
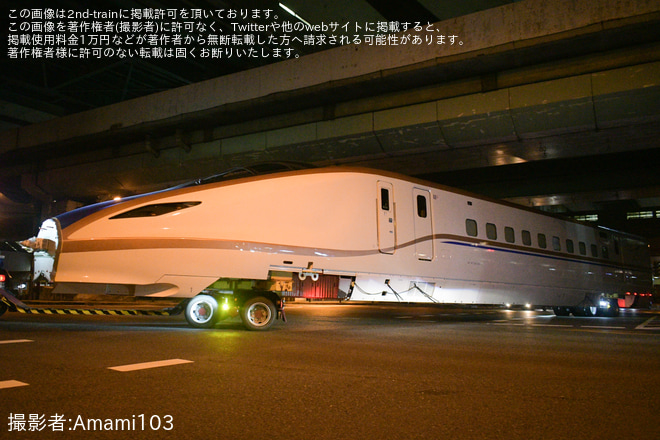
505,227,515,243
602,246,609,259
522,230,532,246
486,223,497,240
466,219,478,237
110,202,201,219
566,239,575,253
416,195,428,218
552,236,561,251
579,242,587,255
538,233,547,249
591,244,598,257
381,188,390,211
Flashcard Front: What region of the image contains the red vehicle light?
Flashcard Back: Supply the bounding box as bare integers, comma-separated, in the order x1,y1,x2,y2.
0,274,5,282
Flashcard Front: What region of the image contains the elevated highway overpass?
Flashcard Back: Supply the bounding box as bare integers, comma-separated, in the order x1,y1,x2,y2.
0,0,659,242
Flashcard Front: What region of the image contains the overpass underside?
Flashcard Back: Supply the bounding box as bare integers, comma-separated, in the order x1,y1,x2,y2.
0,0,659,238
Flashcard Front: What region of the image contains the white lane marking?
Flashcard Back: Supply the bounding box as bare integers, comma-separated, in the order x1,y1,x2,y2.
0,339,33,345
582,325,625,330
494,322,571,327
0,380,29,389
636,316,658,330
109,358,193,372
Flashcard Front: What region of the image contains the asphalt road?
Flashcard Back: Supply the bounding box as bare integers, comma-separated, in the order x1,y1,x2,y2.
1,302,659,440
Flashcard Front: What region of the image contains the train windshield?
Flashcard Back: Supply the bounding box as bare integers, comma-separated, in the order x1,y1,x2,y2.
55,188,173,229
55,199,120,229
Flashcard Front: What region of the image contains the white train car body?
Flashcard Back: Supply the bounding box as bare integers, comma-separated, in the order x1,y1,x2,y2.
28,167,652,326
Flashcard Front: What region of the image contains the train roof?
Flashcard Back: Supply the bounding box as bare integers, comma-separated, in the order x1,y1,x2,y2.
292,166,650,242
172,161,313,189
54,163,648,243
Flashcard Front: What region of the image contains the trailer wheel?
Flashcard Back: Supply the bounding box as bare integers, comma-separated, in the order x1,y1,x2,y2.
240,296,276,331
0,301,7,317
598,299,620,317
582,305,598,317
185,294,219,329
552,306,571,316
608,301,620,317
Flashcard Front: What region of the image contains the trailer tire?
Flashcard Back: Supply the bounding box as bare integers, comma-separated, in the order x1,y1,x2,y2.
0,301,7,317
608,301,620,317
240,296,276,331
582,305,598,317
185,294,219,328
598,299,620,317
552,306,571,316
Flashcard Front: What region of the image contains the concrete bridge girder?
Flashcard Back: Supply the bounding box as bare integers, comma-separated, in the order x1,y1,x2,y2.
26,60,660,203
0,0,657,226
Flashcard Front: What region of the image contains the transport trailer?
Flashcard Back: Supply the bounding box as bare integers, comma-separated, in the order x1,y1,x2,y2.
0,287,185,319
0,287,286,331
11,166,653,330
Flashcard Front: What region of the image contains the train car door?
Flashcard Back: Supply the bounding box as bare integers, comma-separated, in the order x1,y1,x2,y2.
377,181,396,254
413,188,433,261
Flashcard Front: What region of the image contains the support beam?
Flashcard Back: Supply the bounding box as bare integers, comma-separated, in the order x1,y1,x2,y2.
175,129,191,153
145,135,159,158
